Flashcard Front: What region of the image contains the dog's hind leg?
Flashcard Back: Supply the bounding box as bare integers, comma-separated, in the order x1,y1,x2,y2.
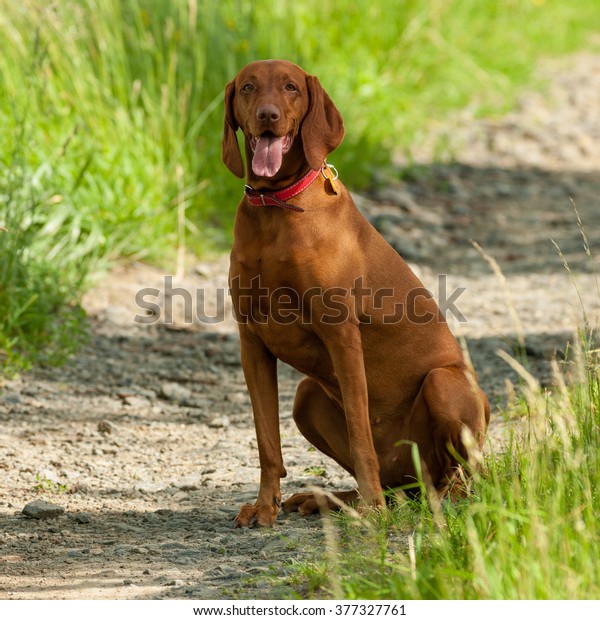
282,378,361,515
408,365,490,494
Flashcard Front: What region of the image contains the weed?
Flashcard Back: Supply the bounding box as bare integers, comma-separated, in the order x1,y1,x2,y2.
34,473,69,495
303,466,327,477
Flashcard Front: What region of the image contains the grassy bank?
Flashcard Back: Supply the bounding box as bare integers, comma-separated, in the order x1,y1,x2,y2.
291,344,600,599
1,0,600,372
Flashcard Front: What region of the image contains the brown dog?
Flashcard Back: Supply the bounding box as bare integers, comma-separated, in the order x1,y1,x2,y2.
222,60,489,527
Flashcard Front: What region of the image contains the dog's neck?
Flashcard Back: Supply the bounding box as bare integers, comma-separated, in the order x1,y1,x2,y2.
244,167,324,213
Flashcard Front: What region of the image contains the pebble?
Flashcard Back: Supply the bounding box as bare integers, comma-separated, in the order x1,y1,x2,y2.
1,394,20,405
176,477,200,491
208,415,230,429
97,420,114,435
75,512,92,524
114,544,145,556
142,513,161,524
182,397,213,409
160,382,192,402
166,579,185,587
66,549,86,558
135,481,165,494
22,500,65,520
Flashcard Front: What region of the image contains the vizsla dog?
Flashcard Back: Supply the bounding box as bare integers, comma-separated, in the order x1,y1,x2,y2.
223,60,489,527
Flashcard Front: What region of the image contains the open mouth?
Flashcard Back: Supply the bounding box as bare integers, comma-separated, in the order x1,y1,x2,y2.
250,131,294,177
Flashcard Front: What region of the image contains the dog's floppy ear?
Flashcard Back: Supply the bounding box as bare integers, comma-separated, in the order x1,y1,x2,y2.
222,79,245,178
301,75,345,171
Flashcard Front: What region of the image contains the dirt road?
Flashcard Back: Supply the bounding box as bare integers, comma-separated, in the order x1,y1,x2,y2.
1,52,600,599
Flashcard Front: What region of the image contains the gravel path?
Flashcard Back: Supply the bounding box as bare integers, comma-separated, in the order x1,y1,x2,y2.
2,52,600,600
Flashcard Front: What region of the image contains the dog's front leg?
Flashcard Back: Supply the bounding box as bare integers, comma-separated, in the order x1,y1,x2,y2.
234,325,286,527
322,322,384,509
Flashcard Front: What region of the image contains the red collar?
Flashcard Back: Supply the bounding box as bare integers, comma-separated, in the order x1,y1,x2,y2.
244,167,322,213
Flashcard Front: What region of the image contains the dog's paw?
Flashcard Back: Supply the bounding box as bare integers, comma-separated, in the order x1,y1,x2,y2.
284,489,380,517
233,501,279,528
282,493,321,516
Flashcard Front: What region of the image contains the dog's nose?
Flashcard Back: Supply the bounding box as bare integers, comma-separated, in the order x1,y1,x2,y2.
256,104,281,123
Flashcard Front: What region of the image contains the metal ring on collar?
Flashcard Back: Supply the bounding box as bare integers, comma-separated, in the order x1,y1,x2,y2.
321,162,339,181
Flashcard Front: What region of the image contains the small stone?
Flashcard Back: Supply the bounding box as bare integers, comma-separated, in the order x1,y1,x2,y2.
66,549,85,558
160,382,192,402
182,397,213,409
1,394,20,405
114,544,143,556
208,415,230,429
135,480,164,494
22,500,65,520
97,420,114,435
176,476,200,491
142,513,161,524
166,579,185,587
75,512,91,524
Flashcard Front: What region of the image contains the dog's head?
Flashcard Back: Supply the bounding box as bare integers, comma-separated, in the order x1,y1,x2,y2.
222,60,345,179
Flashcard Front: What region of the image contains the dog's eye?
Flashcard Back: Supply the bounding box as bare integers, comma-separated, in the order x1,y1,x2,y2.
285,83,298,92
241,83,254,93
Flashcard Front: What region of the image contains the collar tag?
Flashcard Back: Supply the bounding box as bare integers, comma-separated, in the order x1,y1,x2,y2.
322,163,339,195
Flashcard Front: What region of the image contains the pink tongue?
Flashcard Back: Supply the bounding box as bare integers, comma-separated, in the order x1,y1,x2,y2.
252,135,284,177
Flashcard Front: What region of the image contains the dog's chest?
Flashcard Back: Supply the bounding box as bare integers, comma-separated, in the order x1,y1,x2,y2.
230,248,333,374
230,248,305,327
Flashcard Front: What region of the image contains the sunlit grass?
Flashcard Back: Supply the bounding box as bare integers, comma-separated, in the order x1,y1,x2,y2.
290,235,600,599
291,350,600,599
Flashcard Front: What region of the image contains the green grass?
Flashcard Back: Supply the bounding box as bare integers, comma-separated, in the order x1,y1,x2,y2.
1,0,600,373
0,111,89,374
291,347,600,599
